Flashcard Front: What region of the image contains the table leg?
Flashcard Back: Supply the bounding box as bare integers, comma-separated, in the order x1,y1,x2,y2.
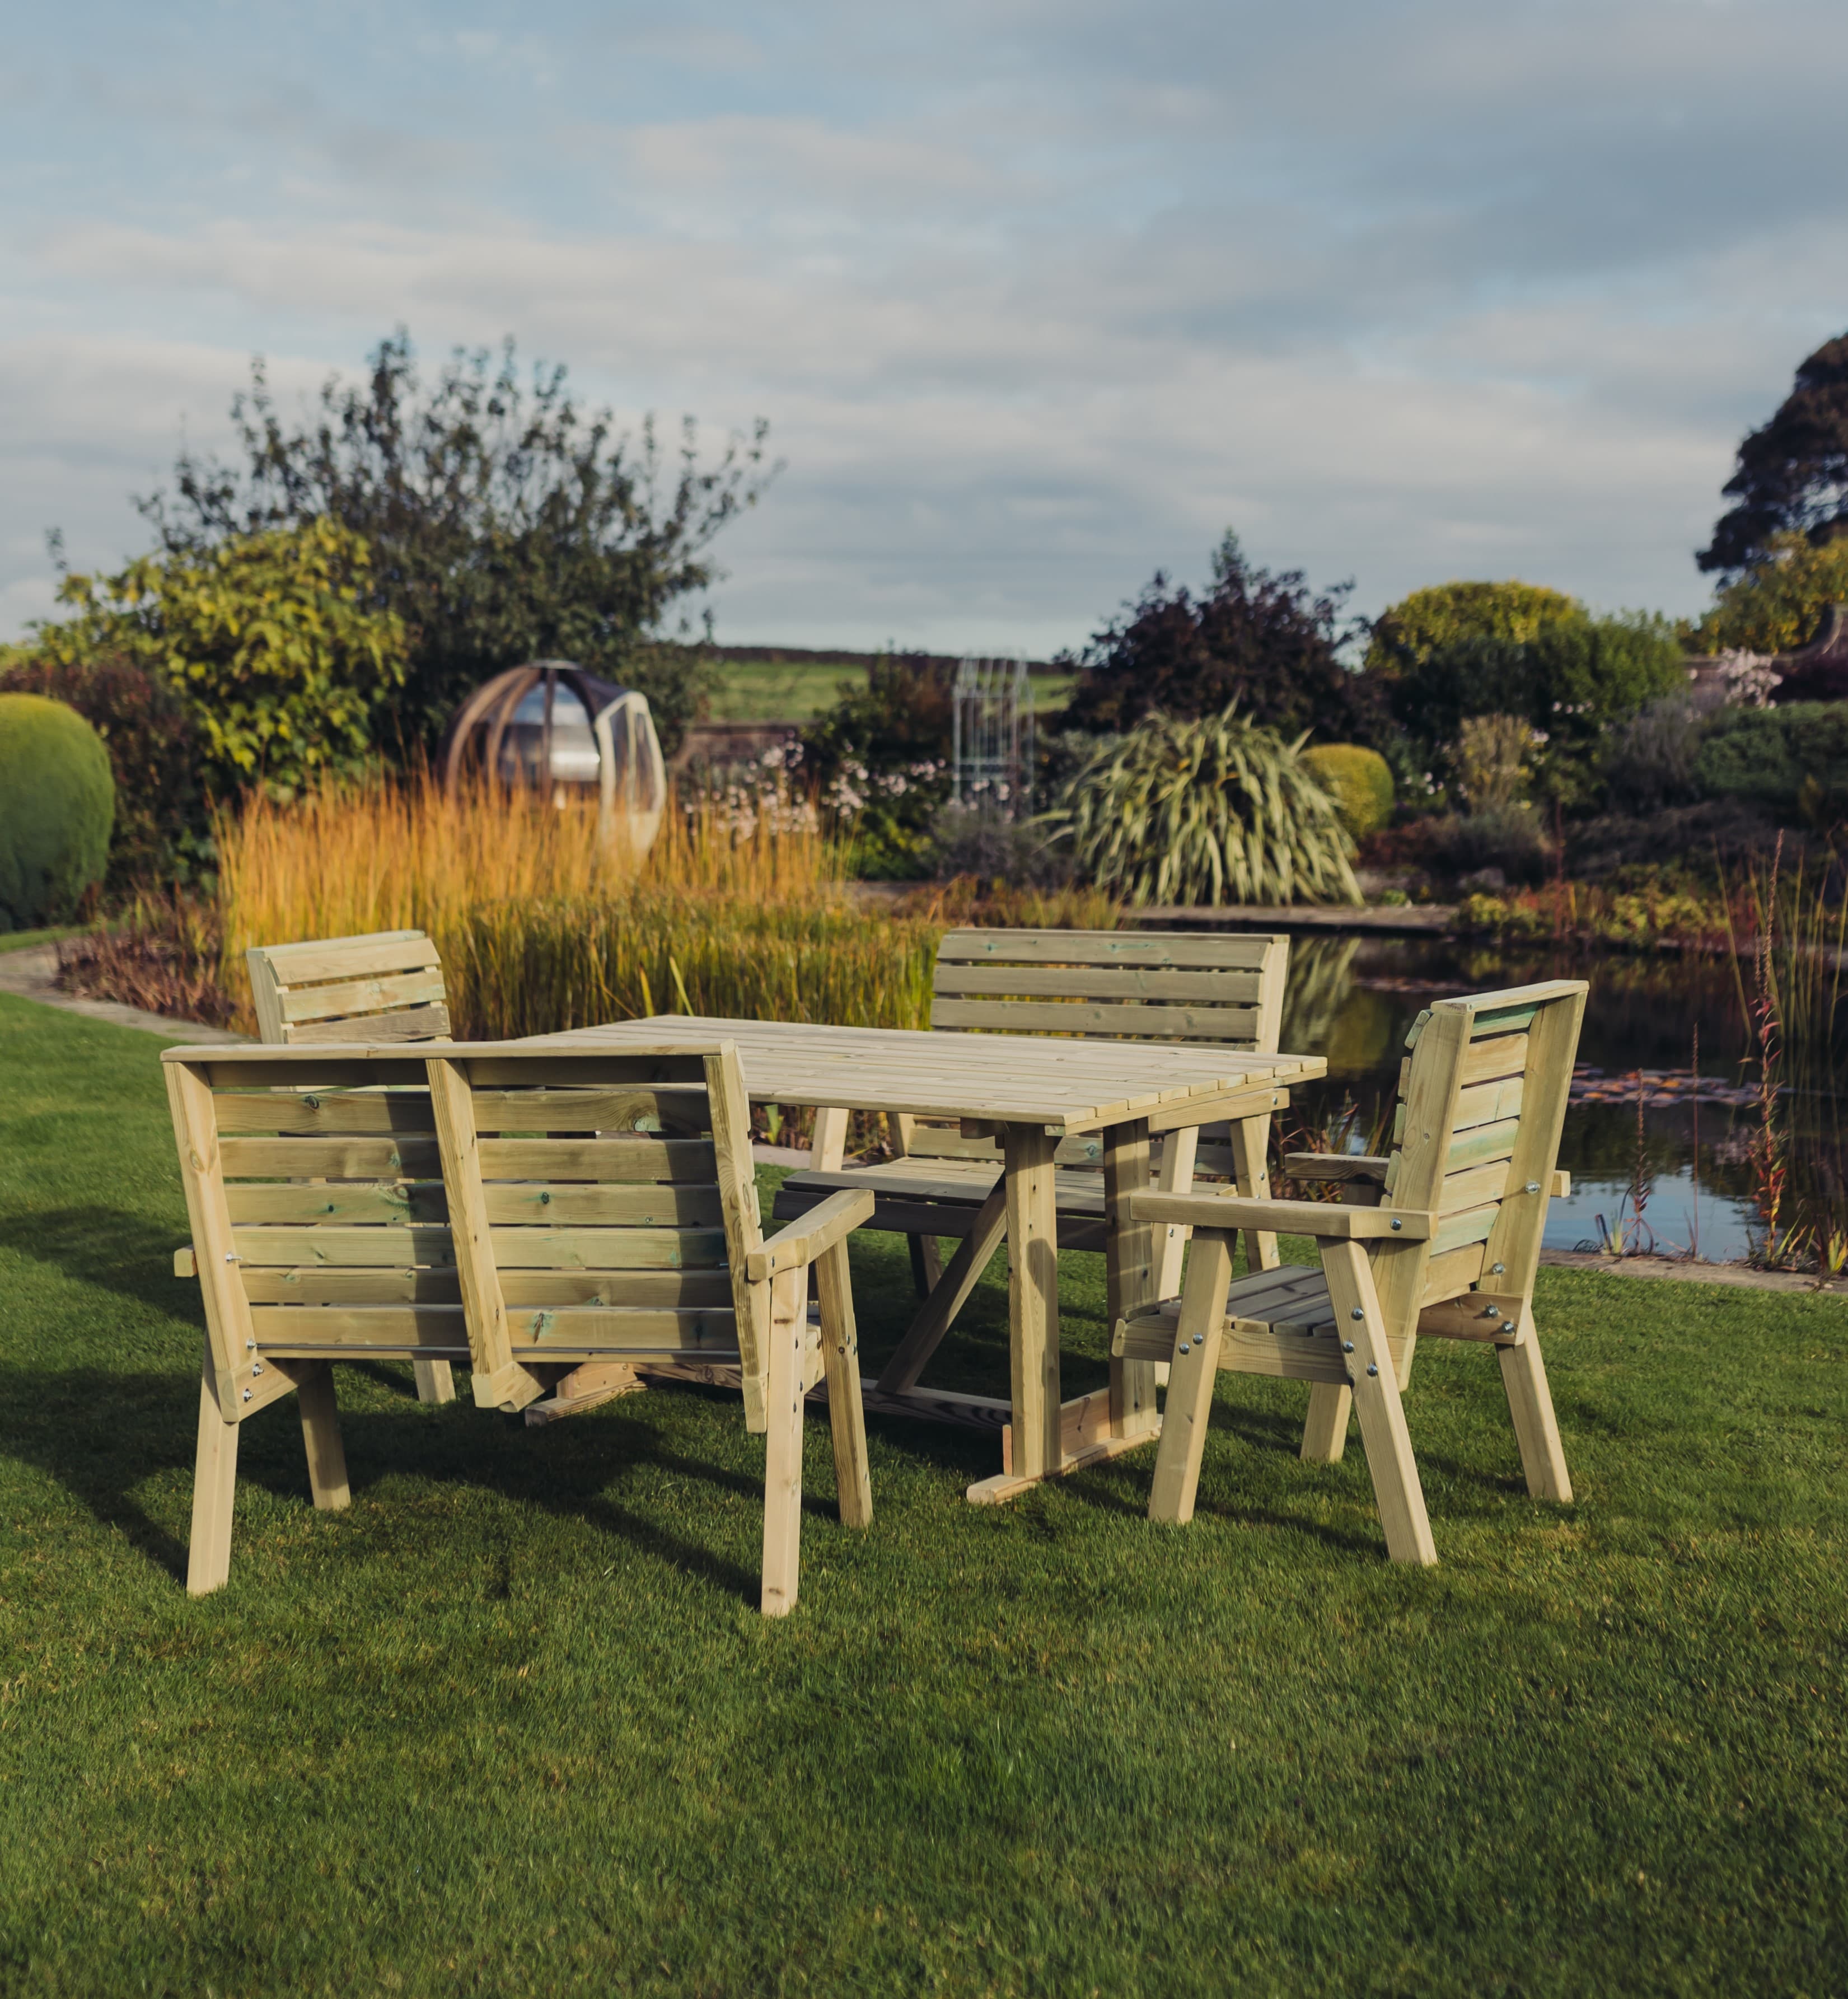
1229,1111,1279,1271
1003,1124,1060,1480
1105,1118,1161,1440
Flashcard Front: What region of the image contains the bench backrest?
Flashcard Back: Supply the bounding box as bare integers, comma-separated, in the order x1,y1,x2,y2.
162,1041,769,1428
247,930,450,1044
421,1044,766,1423
909,927,1290,1165
1374,979,1587,1338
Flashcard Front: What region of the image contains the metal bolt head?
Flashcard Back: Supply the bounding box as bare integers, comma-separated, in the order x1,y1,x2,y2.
1350,1307,1364,1320
1491,1262,1505,1275
1389,1218,1402,1231
251,1362,264,1375
1526,1181,1540,1195
1342,1341,1354,1353
245,1339,256,1352
1366,1364,1379,1377
242,1389,253,1403
224,1252,237,1264
1484,1305,1501,1319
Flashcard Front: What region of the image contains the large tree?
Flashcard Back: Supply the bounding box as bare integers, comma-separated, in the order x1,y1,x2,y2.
1063,533,1383,744
136,331,775,753
1699,334,1848,578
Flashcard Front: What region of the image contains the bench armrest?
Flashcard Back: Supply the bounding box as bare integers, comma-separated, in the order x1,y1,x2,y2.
1126,1191,1431,1240
746,1188,876,1281
175,1246,197,1278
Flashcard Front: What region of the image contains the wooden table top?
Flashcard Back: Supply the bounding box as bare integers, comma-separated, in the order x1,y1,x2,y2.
527,1015,1326,1131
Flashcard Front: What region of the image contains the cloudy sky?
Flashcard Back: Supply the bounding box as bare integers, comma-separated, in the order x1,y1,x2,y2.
3,0,1844,656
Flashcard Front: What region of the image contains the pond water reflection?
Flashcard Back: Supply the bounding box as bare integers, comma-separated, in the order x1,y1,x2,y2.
1277,932,1846,1263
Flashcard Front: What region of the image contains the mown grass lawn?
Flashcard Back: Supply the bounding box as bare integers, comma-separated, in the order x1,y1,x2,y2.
1,991,1844,1997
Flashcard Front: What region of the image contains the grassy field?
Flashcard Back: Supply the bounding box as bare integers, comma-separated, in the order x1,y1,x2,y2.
1,992,1845,1996
703,657,1079,724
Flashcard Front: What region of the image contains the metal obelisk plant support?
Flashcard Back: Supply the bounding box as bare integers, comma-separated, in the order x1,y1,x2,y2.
951,657,1035,817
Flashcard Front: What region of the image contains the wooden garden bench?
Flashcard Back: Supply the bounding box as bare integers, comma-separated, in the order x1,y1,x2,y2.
246,930,457,1405
774,927,1292,1329
164,1039,876,1616
1112,978,1585,1562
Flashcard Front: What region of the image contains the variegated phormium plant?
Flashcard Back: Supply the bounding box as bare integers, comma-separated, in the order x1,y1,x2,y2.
1051,706,1361,906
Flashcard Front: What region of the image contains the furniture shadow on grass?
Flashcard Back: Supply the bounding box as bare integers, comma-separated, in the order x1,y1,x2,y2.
0,1354,850,1608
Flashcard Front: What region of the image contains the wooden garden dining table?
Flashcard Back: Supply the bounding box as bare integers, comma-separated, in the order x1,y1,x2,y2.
527,1015,1327,1500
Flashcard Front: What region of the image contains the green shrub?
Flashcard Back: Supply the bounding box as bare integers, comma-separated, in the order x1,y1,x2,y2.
1365,579,1585,676
1693,701,1848,825
0,694,115,930
1429,806,1552,886
0,650,204,889
1051,706,1359,907
1300,743,1393,838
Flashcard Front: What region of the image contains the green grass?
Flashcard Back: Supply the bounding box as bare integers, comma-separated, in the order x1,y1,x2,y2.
703,660,1078,726
1,992,1845,1996
705,660,863,723
0,924,88,954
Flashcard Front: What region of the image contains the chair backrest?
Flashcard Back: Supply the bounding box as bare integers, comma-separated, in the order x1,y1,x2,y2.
420,1043,768,1424
247,931,450,1044
909,927,1290,1165
1372,979,1587,1338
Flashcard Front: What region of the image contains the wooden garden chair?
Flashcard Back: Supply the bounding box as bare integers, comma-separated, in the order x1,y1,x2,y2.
774,928,1292,1364
246,930,457,1406
165,1039,876,1616
1112,978,1585,1563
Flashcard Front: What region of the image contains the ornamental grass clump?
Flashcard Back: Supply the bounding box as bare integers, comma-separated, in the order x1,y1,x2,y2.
1054,706,1360,906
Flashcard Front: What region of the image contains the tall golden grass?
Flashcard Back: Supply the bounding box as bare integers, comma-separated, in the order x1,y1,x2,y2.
211,771,944,1041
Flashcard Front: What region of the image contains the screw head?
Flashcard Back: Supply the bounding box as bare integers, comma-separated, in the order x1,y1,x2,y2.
1342,1341,1354,1353
1366,1363,1379,1377
1526,1181,1540,1195
1350,1307,1364,1320
1491,1262,1505,1275
1390,1218,1402,1231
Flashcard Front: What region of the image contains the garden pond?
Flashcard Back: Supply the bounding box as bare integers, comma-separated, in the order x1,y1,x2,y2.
1278,931,1846,1264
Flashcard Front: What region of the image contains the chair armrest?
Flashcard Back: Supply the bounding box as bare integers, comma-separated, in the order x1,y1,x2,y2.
1126,1191,1430,1240
746,1188,876,1281
174,1246,197,1278
1285,1153,1390,1182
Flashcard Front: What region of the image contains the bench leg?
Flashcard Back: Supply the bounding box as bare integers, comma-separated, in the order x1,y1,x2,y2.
906,1233,944,1301
412,1358,456,1405
187,1357,240,1597
1499,1313,1572,1502
296,1363,351,1512
760,1272,807,1616
816,1242,873,1529
1300,1384,1351,1463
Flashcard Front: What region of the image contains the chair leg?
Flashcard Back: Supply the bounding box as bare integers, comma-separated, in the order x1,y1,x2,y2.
1499,1313,1573,1502
295,1363,351,1511
1229,1113,1279,1273
187,1358,241,1597
412,1358,456,1405
1300,1383,1351,1463
1320,1240,1437,1566
1148,1231,1236,1524
815,1242,873,1529
906,1234,943,1301
760,1287,807,1617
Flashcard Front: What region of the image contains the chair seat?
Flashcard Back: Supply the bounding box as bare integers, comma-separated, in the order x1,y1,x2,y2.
1142,1261,1336,1337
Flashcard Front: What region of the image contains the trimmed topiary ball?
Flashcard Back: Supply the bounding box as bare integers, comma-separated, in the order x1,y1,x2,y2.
1301,743,1394,840
0,693,116,930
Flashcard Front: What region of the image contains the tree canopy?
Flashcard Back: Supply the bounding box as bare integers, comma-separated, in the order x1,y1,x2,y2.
135,331,774,753
34,519,406,800
1364,580,1585,676
1063,533,1383,744
1699,333,1848,578
1690,532,1848,655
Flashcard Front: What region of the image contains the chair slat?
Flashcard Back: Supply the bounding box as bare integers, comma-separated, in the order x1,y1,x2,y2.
936,928,1280,969
933,964,1266,1004
278,969,451,1024
280,1005,452,1045
933,997,1263,1040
